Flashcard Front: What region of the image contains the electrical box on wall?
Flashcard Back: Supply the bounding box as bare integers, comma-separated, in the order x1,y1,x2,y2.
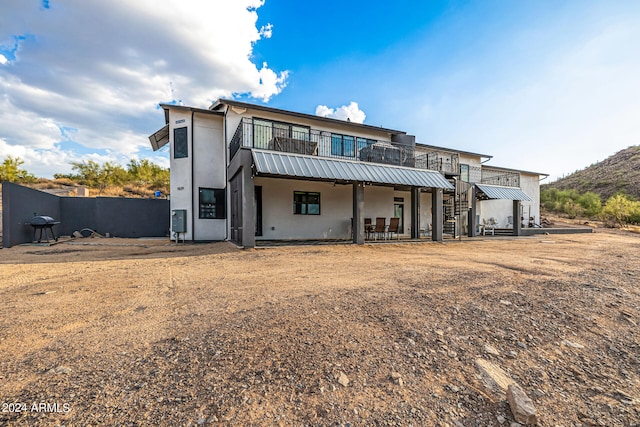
172,209,187,233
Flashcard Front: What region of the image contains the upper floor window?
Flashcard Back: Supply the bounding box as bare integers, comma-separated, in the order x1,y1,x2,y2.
174,127,188,158
356,137,376,153
252,118,310,149
331,134,355,157
460,164,469,182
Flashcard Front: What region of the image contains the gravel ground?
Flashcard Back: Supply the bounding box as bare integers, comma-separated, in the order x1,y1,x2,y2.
1,231,639,426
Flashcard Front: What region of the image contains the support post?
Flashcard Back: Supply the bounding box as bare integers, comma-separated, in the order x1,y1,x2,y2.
411,187,420,239
468,186,477,237
242,158,256,248
431,188,443,242
352,181,365,244
513,200,521,236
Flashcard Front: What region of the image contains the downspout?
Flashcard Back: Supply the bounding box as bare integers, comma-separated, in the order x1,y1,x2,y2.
223,105,229,241
191,110,195,242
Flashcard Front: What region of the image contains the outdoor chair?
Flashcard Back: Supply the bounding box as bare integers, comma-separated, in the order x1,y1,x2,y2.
364,218,372,239
482,218,495,236
387,217,400,240
373,217,386,240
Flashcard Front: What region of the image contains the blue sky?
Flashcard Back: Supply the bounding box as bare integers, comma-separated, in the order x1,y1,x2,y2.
1,1,639,180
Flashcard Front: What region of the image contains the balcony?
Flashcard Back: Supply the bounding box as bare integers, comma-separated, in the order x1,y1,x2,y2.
230,118,458,173
480,171,520,187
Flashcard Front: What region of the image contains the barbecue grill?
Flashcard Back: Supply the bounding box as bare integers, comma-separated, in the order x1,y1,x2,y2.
28,215,60,243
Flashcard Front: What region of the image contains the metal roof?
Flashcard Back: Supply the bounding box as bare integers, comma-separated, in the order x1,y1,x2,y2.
252,149,454,189
475,183,531,201
148,124,169,151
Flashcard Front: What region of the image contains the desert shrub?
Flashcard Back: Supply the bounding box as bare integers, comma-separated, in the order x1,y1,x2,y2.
577,192,602,217
602,194,634,227
563,199,584,219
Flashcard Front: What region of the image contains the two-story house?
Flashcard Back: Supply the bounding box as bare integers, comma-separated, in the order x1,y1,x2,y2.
148,99,546,247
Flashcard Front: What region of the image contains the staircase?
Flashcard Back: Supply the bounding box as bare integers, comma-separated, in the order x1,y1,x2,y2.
443,178,472,238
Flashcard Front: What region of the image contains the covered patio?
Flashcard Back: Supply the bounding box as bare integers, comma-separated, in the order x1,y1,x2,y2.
227,148,454,248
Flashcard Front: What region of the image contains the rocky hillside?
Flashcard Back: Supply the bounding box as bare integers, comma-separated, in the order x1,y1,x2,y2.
544,145,640,200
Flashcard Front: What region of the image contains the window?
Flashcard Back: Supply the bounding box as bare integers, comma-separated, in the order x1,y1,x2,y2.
199,188,226,219
252,118,311,149
293,191,320,215
460,164,469,182
357,137,375,153
331,133,356,157
174,127,188,158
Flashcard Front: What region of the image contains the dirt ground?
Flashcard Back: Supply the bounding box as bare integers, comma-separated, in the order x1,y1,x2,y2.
1,231,639,426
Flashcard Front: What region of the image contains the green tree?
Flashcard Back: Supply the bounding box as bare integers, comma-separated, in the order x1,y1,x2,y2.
127,159,169,189
577,192,602,217
69,160,101,186
0,156,36,183
563,199,584,219
602,194,633,227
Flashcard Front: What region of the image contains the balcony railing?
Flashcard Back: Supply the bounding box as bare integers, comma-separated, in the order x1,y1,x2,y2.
230,118,417,168
481,171,520,187
229,118,506,181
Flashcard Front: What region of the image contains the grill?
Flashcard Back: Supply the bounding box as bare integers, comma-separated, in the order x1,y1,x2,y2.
28,215,60,243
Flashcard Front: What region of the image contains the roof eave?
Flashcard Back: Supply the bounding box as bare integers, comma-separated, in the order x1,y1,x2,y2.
211,98,406,136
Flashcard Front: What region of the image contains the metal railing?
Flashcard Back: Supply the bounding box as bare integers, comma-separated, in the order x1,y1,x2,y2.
230,118,417,168
481,171,520,187
230,118,514,182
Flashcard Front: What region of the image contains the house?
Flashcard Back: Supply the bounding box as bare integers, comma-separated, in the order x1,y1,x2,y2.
148,99,546,247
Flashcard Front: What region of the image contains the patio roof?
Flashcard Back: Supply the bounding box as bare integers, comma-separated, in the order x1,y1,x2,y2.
475,183,531,201
252,149,454,189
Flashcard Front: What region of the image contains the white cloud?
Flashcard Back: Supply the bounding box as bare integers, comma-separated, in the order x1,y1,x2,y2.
315,101,366,123
0,0,287,176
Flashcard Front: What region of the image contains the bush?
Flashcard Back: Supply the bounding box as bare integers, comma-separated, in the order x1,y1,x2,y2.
602,194,634,227
577,192,602,218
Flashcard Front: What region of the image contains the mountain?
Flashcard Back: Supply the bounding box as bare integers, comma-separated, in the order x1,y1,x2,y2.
543,145,640,200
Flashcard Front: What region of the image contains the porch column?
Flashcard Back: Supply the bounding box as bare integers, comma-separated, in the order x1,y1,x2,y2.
431,188,443,242
468,186,477,237
513,200,521,236
352,181,365,244
241,154,256,248
410,187,420,239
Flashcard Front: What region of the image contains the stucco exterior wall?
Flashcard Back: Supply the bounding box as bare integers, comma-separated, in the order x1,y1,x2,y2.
192,113,226,241
477,173,541,229
520,172,541,226
168,109,194,240
254,177,353,240
168,109,226,241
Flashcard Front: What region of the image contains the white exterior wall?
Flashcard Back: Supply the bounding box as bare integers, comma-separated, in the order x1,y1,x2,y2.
520,173,541,226
169,109,194,240
168,108,226,241
254,178,408,240
255,177,353,240
477,172,541,228
193,113,226,241
419,192,434,231
478,199,513,228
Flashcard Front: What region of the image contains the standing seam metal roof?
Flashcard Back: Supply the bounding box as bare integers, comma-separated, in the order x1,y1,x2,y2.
252,149,454,189
475,183,531,201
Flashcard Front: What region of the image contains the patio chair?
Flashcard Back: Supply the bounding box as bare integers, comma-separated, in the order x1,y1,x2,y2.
373,217,386,240
388,217,400,240
364,218,372,239
482,218,495,236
